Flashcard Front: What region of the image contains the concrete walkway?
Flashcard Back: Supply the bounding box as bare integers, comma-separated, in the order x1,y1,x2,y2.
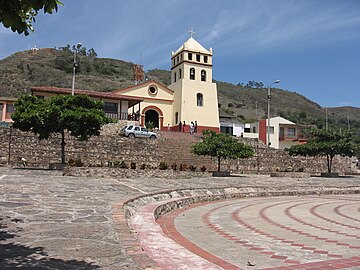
0,167,359,269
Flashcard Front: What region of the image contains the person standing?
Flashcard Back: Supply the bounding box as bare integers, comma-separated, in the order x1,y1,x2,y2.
194,120,198,133
178,121,182,132
182,121,186,132
190,121,194,134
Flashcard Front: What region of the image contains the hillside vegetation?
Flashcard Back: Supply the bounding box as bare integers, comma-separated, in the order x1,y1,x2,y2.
0,47,359,132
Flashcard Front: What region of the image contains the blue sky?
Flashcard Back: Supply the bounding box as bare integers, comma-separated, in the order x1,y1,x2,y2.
1,0,359,108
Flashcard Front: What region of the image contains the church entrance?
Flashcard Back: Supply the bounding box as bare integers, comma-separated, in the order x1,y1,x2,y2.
145,109,159,129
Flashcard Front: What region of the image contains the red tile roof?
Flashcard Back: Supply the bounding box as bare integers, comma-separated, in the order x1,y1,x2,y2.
31,86,143,102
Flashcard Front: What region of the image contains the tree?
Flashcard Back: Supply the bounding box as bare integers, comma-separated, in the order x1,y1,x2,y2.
12,94,113,164
287,129,358,173
0,0,63,35
191,130,254,172
87,48,98,58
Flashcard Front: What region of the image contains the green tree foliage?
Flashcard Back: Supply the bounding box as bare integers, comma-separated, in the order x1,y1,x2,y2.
12,94,112,163
55,44,98,73
191,130,254,172
0,0,63,35
239,80,265,88
87,48,98,58
287,129,358,173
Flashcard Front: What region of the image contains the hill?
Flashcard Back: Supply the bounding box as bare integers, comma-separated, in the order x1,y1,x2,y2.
0,48,359,130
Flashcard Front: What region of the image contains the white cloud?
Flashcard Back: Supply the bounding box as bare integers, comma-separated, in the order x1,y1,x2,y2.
195,1,360,57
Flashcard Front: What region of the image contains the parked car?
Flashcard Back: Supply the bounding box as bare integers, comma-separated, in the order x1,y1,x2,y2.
120,125,157,139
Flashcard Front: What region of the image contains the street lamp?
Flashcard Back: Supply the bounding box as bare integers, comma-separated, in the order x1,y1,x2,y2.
71,43,82,95
266,80,280,148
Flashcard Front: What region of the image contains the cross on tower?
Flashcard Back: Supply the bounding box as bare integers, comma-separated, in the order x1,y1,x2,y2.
188,27,196,38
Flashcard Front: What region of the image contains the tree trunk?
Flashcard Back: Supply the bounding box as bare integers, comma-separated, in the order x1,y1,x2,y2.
217,156,221,172
326,154,332,173
329,155,334,173
61,129,66,164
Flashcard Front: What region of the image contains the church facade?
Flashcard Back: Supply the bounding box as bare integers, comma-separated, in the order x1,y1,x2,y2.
113,37,220,133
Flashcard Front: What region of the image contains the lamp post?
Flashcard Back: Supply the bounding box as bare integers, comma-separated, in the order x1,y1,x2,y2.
71,43,82,95
266,80,280,148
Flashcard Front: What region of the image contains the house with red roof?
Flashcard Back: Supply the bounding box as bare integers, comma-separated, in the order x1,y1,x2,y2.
31,86,142,121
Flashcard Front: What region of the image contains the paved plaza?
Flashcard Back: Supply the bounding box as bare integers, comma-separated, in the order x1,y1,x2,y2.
0,167,359,269
157,195,360,269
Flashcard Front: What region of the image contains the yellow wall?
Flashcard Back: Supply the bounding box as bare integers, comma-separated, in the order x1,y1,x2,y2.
114,83,174,128
169,61,219,129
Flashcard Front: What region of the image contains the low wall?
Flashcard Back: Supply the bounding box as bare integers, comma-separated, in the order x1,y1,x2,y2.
0,127,160,168
0,127,354,174
63,167,212,179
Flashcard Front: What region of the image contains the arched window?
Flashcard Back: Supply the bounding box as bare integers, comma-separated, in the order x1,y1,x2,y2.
174,72,177,83
179,68,182,79
197,93,203,107
201,70,206,82
190,68,195,80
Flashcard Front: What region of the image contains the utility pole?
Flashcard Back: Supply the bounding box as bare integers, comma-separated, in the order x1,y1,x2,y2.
266,80,280,148
71,43,81,95
325,109,328,131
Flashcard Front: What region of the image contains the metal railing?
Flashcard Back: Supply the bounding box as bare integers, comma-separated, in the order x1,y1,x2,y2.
104,112,140,121
104,112,128,120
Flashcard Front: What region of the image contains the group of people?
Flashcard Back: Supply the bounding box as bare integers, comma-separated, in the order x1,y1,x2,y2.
178,120,198,134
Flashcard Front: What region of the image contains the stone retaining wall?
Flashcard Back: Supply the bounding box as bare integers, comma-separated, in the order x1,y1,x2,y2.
0,127,159,168
0,127,354,174
63,167,212,179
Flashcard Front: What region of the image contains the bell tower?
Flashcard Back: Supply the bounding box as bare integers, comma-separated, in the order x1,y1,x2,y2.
168,31,220,132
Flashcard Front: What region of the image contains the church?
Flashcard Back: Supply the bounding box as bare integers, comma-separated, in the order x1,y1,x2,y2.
25,34,221,133
113,35,220,133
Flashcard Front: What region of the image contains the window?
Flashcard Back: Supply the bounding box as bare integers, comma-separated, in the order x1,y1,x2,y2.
177,56,179,63
188,53,192,60
179,68,182,79
287,128,296,137
220,126,233,135
141,127,147,132
180,54,183,61
134,127,140,131
196,54,201,62
148,85,158,95
197,93,203,107
190,68,195,80
204,56,208,63
201,70,206,82
175,112,178,124
174,72,177,83
6,104,14,114
252,127,256,133
268,126,274,134
103,102,118,113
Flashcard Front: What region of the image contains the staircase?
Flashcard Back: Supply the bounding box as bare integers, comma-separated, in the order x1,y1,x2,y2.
157,131,216,171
